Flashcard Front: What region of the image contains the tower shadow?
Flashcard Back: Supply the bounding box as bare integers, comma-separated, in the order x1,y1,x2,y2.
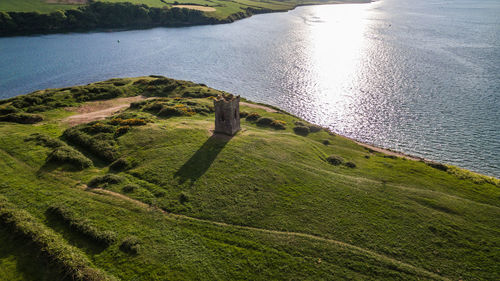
174,134,231,184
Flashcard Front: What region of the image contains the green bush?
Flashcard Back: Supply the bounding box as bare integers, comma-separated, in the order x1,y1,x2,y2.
0,105,19,115
110,158,130,171
122,184,139,193
308,124,323,133
63,127,119,163
322,140,331,145
256,117,274,126
345,162,357,168
88,174,124,188
25,133,65,148
245,112,261,121
158,105,194,117
239,111,249,118
293,126,310,136
46,146,93,170
427,162,448,171
114,126,130,137
327,155,344,166
85,122,116,134
47,205,116,246
270,120,287,130
0,113,43,124
120,236,141,254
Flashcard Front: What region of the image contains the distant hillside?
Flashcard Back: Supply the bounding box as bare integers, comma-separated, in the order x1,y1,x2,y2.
0,76,498,280
0,0,368,36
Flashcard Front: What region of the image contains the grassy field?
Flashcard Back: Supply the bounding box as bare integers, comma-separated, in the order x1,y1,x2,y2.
0,76,498,280
0,0,359,19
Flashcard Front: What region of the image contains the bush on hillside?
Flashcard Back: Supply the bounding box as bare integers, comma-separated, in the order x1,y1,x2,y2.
270,120,286,130
0,113,43,124
327,155,344,166
115,126,130,137
0,105,19,115
63,127,119,163
158,105,194,117
46,146,93,170
122,184,139,193
308,124,323,133
293,126,310,136
256,117,274,126
322,139,331,145
239,111,249,118
120,236,141,254
110,158,132,171
88,174,124,188
426,162,448,171
245,112,261,121
345,162,357,168
25,133,65,148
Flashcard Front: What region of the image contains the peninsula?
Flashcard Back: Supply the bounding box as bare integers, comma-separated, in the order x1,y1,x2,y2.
0,76,498,280
0,0,369,36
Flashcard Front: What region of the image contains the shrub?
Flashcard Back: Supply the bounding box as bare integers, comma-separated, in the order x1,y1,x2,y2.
122,184,139,193
120,236,141,254
46,146,93,170
110,158,130,171
88,174,124,188
158,105,194,117
270,120,286,130
345,162,357,168
0,105,19,115
256,117,274,126
0,113,43,124
239,111,249,118
25,133,65,148
47,205,116,246
109,118,147,126
130,100,149,109
115,125,130,137
293,126,310,136
63,127,119,163
179,192,189,204
295,121,307,126
85,122,116,134
245,112,261,121
427,162,448,171
308,124,323,133
322,139,331,145
327,155,344,166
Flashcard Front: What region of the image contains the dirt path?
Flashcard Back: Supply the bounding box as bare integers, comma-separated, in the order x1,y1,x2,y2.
63,96,147,126
87,187,447,281
240,102,278,113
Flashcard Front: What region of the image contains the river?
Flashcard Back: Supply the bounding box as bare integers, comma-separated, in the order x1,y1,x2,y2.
1,0,499,177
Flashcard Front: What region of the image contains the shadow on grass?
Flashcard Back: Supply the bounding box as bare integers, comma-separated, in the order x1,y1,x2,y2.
0,225,69,281
44,210,107,256
175,134,231,184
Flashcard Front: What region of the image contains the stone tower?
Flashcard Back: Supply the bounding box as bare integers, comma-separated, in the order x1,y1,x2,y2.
214,94,240,136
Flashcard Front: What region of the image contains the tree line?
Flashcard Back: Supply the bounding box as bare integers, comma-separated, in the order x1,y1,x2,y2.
0,1,226,36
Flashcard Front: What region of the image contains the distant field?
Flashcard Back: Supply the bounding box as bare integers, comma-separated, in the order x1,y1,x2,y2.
0,0,340,18
0,0,81,13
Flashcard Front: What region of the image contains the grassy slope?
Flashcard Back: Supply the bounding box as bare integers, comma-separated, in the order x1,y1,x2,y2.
0,0,358,19
0,76,498,280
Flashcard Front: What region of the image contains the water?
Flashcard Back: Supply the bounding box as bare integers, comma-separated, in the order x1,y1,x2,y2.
1,0,499,177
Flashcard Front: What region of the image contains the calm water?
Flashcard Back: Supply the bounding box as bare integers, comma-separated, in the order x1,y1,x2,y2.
1,0,499,177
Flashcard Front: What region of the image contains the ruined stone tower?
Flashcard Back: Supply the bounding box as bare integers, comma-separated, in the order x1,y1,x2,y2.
214,94,240,135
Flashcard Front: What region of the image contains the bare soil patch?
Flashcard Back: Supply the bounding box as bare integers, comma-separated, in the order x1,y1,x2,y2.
172,5,216,12
63,96,147,126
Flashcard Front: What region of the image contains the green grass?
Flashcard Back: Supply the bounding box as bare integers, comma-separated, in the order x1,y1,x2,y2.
0,0,357,18
0,76,498,280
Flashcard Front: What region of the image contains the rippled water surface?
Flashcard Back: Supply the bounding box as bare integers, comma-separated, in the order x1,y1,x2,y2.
1,0,499,177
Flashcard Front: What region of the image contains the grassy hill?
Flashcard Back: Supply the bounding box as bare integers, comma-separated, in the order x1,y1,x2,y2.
0,76,498,280
0,0,358,19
